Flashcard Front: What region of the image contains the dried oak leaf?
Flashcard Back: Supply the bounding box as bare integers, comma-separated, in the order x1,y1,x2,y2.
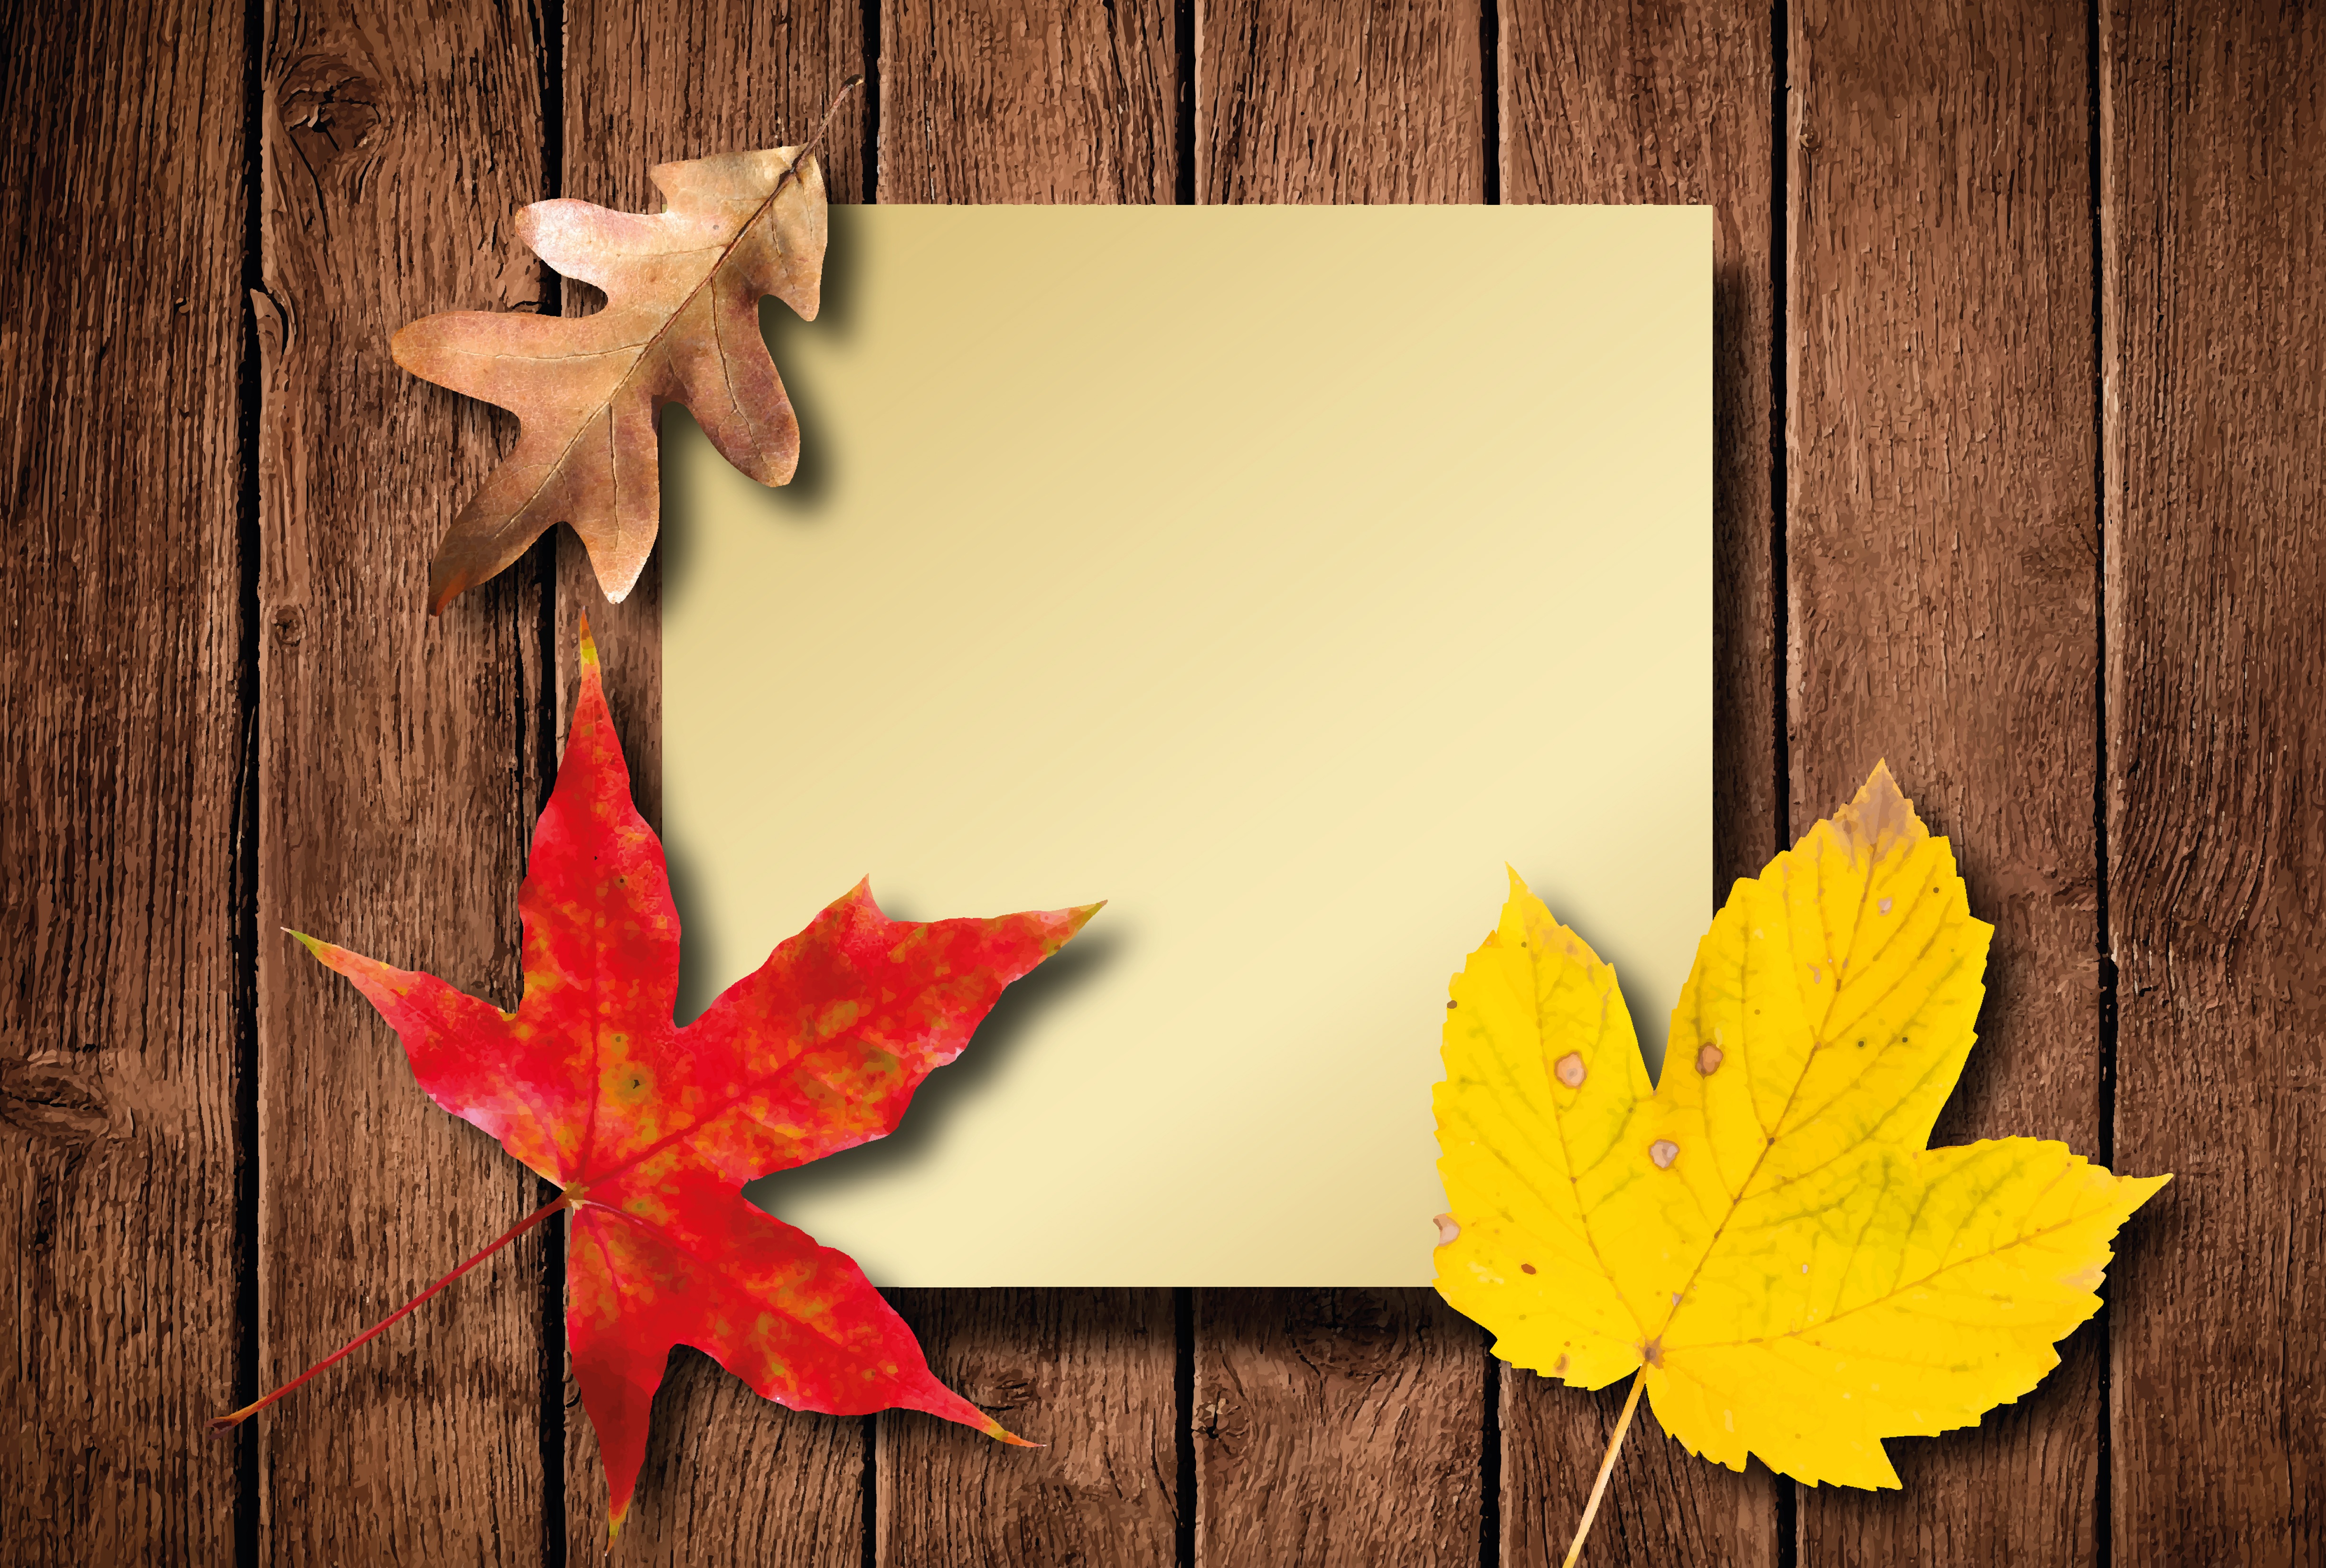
1434,763,2167,1502
394,146,826,613
247,624,1095,1536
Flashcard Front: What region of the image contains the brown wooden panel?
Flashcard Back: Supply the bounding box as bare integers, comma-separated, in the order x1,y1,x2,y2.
1497,2,1782,1557
0,1,246,1559
556,2,871,1552
2103,2,2326,1559
1199,0,1484,203
1787,0,2104,1562
1197,1289,1484,1564
881,1290,1178,1565
878,0,1179,203
255,2,550,1558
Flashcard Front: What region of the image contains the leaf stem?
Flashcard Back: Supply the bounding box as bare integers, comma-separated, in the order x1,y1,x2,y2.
209,1193,571,1433
1560,1370,1645,1568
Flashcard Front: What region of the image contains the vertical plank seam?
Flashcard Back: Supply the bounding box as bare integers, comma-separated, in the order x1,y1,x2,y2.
536,0,569,1559
1769,0,1792,858
233,0,265,1557
1476,0,1498,205
1175,1287,1196,1568
861,1415,879,1568
1478,1355,1501,1568
1770,1,1796,1554
1175,0,1195,205
2086,2,2114,1564
862,0,882,202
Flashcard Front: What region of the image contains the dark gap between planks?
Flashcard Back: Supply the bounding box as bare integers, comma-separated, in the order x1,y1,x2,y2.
1770,1,1797,1559
232,0,265,1559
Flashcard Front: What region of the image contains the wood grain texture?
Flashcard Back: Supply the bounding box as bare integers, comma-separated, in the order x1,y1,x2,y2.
1503,1381,1778,1568
255,1,550,1558
2102,3,2326,1560
1786,1,2106,1562
881,1289,1178,1565
1195,1289,1484,1564
1496,6,1782,1557
878,0,1179,202
0,1,246,1560
557,1,870,1549
1199,0,1484,202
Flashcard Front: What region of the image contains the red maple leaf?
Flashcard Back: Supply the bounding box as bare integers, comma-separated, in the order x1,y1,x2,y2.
217,624,1097,1535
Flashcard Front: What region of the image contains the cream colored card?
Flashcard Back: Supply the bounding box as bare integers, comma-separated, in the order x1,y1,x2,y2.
661,205,1709,1286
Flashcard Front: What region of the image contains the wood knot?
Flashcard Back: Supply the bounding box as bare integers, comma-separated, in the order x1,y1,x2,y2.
0,1058,110,1147
279,58,384,171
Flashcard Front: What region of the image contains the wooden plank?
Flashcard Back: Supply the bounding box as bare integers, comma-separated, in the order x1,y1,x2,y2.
1786,0,2104,1562
866,9,1184,1564
2102,3,2326,1560
1495,3,1782,1558
881,1289,1178,1564
254,2,550,1557
1198,0,1484,203
1196,1290,1484,1563
878,0,1178,203
0,1,246,1559
1189,8,1488,1563
556,1,871,1553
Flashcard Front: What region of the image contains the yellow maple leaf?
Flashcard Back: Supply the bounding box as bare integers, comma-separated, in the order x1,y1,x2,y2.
1433,763,2166,1545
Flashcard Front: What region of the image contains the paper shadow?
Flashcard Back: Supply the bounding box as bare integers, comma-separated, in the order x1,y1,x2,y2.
741,922,1125,1213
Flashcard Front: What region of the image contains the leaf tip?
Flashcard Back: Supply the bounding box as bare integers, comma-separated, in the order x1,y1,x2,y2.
577,610,599,670
987,1418,1040,1449
1833,759,1926,862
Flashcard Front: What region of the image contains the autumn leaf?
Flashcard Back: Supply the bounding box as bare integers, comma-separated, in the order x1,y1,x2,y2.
394,86,856,615
1433,763,2166,1559
216,620,1097,1537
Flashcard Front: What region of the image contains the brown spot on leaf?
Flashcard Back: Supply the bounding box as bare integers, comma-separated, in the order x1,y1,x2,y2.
1697,1043,1724,1075
1555,1051,1586,1088
1433,1213,1460,1246
1520,1262,1537,1275
1649,1139,1679,1169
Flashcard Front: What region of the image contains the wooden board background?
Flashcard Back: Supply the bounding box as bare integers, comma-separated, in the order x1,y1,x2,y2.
3,0,2319,1561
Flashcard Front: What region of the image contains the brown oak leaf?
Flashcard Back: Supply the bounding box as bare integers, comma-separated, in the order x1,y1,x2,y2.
394,143,827,613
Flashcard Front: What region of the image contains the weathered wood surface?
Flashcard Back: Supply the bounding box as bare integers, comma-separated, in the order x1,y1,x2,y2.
1196,1290,1485,1565
884,1289,1179,1565
254,1,552,1561
1786,1,2110,1563
1198,0,1484,203
4,0,2322,1562
1497,2,1783,1561
2103,2,2326,1561
879,0,1179,203
0,1,246,1562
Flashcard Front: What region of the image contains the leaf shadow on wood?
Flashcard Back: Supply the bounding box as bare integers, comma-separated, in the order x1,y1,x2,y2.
739,923,1126,1212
